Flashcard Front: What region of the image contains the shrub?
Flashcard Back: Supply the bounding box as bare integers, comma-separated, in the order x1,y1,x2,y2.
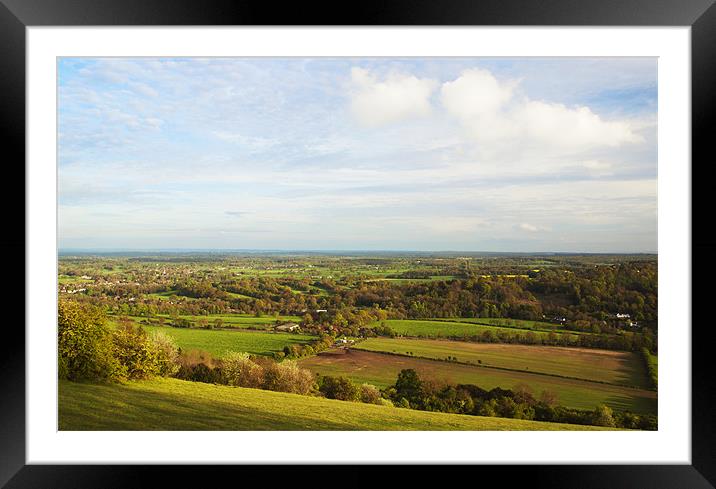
222,351,264,388
151,332,180,377
58,300,123,381
591,404,616,427
319,376,360,401
262,360,315,395
379,398,394,408
177,363,224,384
360,383,382,405
396,398,411,409
112,322,162,379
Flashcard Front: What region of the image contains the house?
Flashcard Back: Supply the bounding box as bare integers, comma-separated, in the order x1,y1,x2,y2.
616,313,631,319
316,309,327,313
275,322,300,332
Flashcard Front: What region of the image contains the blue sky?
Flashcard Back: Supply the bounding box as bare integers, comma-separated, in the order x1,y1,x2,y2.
58,57,657,252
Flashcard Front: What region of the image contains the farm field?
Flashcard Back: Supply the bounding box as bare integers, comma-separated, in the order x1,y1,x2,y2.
437,317,586,334
114,313,303,330
138,324,314,358
155,313,302,327
355,338,649,388
298,349,657,414
58,378,611,431
372,319,576,340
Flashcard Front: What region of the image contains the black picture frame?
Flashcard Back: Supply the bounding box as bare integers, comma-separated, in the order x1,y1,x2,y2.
4,0,714,486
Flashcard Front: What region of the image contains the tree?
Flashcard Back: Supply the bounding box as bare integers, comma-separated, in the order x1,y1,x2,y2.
395,369,423,406
319,376,360,401
58,300,122,381
112,322,162,379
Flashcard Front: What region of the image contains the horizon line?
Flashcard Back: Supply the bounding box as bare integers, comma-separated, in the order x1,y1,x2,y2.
58,247,658,255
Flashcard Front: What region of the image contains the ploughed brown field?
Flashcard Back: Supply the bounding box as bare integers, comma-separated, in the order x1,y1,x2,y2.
298,348,657,414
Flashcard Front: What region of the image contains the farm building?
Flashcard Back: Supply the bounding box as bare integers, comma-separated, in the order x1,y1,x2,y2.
275,323,300,332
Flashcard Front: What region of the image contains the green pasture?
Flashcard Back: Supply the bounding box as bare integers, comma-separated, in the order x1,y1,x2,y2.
113,321,314,358
372,319,571,340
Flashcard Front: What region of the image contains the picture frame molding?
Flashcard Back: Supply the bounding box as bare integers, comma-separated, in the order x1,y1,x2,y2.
5,0,715,486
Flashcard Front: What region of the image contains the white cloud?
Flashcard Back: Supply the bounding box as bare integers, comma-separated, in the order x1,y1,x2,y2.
440,68,643,154
518,223,540,232
441,68,516,119
349,67,437,127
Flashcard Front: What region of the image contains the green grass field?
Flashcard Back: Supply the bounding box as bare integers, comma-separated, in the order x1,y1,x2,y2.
355,338,649,388
139,324,315,358
437,317,583,333
298,350,656,414
127,313,303,330
58,378,611,431
372,319,575,340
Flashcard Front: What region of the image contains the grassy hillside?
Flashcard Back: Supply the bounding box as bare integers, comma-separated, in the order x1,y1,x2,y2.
299,350,657,414
355,338,649,388
58,378,611,431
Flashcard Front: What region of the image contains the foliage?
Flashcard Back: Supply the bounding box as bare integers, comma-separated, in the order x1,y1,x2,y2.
642,347,658,389
111,322,163,379
58,300,122,381
318,375,361,401
262,360,315,395
385,369,656,430
222,351,264,388
150,331,180,377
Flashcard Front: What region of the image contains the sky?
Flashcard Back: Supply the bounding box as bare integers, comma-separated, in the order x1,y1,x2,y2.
58,57,657,252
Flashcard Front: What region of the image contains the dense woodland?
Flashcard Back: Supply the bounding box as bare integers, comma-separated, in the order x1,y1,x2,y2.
60,253,658,353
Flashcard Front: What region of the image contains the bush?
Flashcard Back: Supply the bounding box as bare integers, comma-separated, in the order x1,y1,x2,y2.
58,301,123,381
176,363,224,384
319,376,360,401
151,332,180,377
112,322,162,379
222,351,264,388
360,383,382,405
262,360,315,395
591,404,616,427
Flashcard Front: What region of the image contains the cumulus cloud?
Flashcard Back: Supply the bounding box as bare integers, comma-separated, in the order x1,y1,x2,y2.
349,67,437,127
441,68,516,119
440,68,643,154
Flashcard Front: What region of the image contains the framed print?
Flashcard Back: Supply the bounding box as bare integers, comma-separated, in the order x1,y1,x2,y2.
5,0,716,486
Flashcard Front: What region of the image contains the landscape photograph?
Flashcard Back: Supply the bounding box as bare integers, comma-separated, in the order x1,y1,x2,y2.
57,57,658,431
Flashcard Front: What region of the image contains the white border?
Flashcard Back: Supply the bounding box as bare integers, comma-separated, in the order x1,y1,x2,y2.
27,27,690,464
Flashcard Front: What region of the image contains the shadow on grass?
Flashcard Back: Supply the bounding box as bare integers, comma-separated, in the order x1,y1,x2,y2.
59,381,363,431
